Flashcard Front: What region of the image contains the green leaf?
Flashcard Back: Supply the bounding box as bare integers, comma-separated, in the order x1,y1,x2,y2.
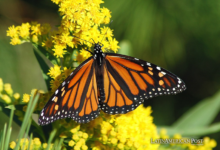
5,105,15,110
172,90,220,129
33,44,56,62
27,133,33,150
0,124,7,150
118,40,132,56
3,105,14,150
14,93,40,150
46,129,57,150
33,46,53,90
4,127,11,150
158,122,220,137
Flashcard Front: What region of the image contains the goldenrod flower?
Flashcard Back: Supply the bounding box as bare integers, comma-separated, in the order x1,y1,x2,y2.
52,44,67,58
33,138,41,147
20,138,28,149
31,24,41,35
70,125,80,134
77,131,83,137
160,128,169,139
50,78,62,91
82,145,88,150
4,83,13,95
43,143,48,148
110,138,118,145
69,140,75,147
173,133,182,139
42,38,53,50
9,141,16,149
62,67,72,79
82,133,88,139
1,94,11,104
80,49,92,60
203,137,217,148
72,134,79,141
10,37,21,45
6,25,19,37
19,22,31,39
60,33,73,46
32,35,38,43
41,23,51,35
117,143,124,149
47,65,61,79
13,93,20,100
109,37,120,53
22,93,30,103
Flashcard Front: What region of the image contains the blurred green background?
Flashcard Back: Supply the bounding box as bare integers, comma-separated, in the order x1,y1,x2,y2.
0,0,219,149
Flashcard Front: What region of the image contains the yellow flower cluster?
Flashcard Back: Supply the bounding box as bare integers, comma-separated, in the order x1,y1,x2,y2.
0,78,20,104
96,106,159,150
9,138,54,150
0,80,41,104
0,78,45,122
50,0,119,58
7,0,119,59
6,22,51,46
68,127,89,150
59,105,159,150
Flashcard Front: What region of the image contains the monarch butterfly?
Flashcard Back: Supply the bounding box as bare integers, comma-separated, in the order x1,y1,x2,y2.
38,43,186,125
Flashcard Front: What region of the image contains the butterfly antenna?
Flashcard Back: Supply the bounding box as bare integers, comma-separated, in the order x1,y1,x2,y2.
100,20,113,44
72,36,94,54
91,38,96,44
84,48,94,55
73,36,93,45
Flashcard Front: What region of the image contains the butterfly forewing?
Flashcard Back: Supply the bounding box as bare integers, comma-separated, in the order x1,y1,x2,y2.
100,53,186,115
38,57,100,125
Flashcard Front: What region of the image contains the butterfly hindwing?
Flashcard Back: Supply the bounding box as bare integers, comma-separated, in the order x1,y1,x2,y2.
100,53,186,114
38,57,100,125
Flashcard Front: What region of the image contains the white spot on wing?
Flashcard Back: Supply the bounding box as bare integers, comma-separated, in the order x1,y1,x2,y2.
161,71,166,75
52,96,55,101
156,66,161,70
55,89,59,95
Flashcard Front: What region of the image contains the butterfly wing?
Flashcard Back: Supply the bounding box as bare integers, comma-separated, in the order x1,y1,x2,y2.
100,53,186,114
38,57,100,125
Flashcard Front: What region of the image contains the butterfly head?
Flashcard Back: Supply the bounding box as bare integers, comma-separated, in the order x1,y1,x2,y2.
94,43,103,54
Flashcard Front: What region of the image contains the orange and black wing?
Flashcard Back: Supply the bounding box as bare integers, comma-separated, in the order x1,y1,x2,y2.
38,57,100,125
100,53,186,114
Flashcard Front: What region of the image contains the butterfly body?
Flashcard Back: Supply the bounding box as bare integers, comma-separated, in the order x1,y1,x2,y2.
39,43,186,125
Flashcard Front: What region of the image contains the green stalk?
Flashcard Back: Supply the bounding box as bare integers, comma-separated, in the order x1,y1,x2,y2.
27,133,33,150
57,138,64,149
4,105,15,150
21,120,32,150
4,127,12,150
14,93,40,150
0,124,7,150
46,129,57,150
